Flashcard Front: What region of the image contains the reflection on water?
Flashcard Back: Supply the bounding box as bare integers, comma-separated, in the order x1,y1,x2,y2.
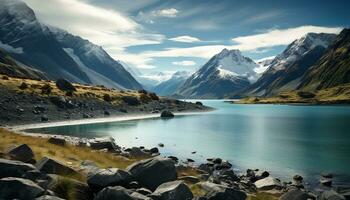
29,100,350,184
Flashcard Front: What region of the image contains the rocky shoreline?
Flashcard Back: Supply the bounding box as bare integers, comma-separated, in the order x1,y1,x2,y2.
1,119,349,200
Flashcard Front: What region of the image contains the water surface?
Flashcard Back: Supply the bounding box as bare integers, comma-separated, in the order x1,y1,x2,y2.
29,100,350,185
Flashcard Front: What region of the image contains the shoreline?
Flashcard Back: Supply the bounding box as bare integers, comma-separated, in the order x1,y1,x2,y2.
9,110,211,131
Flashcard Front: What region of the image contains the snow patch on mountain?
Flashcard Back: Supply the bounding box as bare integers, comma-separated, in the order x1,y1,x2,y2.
0,41,23,54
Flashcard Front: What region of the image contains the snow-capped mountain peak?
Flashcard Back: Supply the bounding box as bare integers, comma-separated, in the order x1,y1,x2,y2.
270,32,337,71
0,0,36,23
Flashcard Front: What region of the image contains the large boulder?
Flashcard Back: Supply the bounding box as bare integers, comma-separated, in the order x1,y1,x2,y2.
94,186,136,200
127,157,177,191
254,177,283,190
280,189,314,200
0,158,36,178
151,180,193,200
89,137,118,151
199,182,246,200
48,138,66,146
87,168,133,191
161,110,174,118
0,177,44,199
56,78,76,92
36,157,80,177
35,195,65,200
6,144,35,163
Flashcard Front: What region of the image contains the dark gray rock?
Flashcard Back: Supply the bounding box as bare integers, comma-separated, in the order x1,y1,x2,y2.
89,137,118,151
0,177,44,199
151,180,193,200
56,78,76,92
280,189,314,200
0,158,36,178
200,182,246,200
137,188,152,196
41,115,49,122
48,137,66,146
178,176,201,184
6,144,35,163
87,168,133,191
49,96,67,108
160,110,174,118
127,157,177,191
94,186,135,200
36,157,79,176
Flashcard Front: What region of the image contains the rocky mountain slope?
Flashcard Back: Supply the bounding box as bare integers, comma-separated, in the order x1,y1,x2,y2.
0,49,47,80
298,29,350,90
242,33,337,97
177,49,258,98
152,71,191,96
0,0,141,90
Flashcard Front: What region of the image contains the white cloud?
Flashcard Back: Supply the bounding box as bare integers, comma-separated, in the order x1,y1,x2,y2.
169,36,201,43
172,60,197,66
152,8,179,18
231,25,342,51
23,0,165,68
139,25,342,60
0,41,23,54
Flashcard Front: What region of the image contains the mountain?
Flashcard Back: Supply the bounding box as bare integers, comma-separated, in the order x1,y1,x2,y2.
49,27,142,89
255,57,274,74
0,0,141,90
152,71,191,96
242,33,337,96
298,29,350,90
0,49,47,80
176,49,258,98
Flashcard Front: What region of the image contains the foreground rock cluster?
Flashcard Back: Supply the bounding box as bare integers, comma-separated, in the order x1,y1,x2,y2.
0,137,348,200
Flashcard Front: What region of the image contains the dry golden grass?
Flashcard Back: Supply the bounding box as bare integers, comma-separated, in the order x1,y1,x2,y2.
0,75,141,105
0,128,138,170
237,83,350,104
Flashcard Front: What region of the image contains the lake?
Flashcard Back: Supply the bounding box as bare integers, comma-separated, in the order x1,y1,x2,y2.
28,100,350,186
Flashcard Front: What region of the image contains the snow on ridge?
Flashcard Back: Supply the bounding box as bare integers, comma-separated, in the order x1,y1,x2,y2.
0,41,23,54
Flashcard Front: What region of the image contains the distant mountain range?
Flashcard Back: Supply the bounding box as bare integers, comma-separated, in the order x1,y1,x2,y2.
152,71,191,96
176,49,259,98
0,0,142,90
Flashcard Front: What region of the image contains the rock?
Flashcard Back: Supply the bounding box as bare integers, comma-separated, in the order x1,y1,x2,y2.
256,171,270,179
23,170,47,182
151,180,193,200
178,176,201,184
254,177,283,190
280,189,314,200
199,182,247,200
319,190,345,200
56,78,76,92
293,175,303,182
150,147,159,154
195,101,203,106
35,195,65,200
36,157,80,177
320,178,333,187
48,137,66,146
83,113,92,118
128,181,140,189
131,191,153,200
160,110,174,118
158,143,165,147
322,173,334,179
168,156,179,163
80,160,100,174
89,137,118,151
187,158,195,162
122,96,141,106
41,115,49,122
0,177,44,199
137,188,152,196
0,158,36,178
212,158,222,164
6,144,35,163
127,147,149,158
87,168,133,191
49,96,67,108
127,157,177,191
104,110,111,115
221,170,239,182
94,186,135,200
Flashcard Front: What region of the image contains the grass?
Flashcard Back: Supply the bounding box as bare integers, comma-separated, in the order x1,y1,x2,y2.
237,83,350,105
0,128,138,170
0,75,141,106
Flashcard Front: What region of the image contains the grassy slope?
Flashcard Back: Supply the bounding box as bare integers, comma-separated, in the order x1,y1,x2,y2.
0,75,140,105
237,83,350,104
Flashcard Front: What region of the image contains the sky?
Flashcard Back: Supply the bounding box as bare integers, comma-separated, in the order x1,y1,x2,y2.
24,0,350,76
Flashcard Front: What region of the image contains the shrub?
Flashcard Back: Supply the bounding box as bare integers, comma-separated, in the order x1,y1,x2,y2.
2,75,9,80
18,82,28,90
41,84,52,95
56,78,76,92
297,91,316,98
149,92,159,100
51,177,93,200
103,94,112,102
121,96,140,106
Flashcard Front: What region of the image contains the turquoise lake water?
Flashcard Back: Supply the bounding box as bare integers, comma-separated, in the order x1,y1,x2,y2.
30,100,350,185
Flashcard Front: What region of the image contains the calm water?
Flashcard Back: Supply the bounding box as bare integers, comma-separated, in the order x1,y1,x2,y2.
29,100,350,184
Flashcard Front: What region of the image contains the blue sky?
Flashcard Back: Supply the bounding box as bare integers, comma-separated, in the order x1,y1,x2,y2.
24,0,350,75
